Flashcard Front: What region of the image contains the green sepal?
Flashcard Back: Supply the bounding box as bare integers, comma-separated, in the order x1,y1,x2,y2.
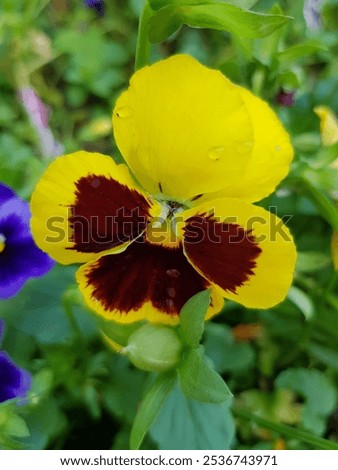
96,316,143,348
178,349,233,403
179,289,210,348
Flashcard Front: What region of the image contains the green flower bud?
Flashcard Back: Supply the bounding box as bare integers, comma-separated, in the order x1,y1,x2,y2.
126,324,183,372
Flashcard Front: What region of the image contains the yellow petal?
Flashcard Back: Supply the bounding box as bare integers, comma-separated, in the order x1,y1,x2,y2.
179,198,297,309
314,106,338,146
195,87,293,204
113,54,254,201
31,151,160,265
113,54,292,203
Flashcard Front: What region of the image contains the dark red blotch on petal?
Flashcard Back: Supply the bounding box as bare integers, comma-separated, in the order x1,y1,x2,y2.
183,215,262,294
69,175,151,253
85,237,209,317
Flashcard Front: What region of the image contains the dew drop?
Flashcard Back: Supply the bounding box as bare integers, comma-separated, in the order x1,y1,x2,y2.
91,178,101,188
114,106,133,118
236,141,254,154
167,287,176,298
166,269,180,278
208,146,225,161
166,299,175,310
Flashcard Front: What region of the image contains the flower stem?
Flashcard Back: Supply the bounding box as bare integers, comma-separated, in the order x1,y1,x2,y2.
287,176,338,231
232,406,338,450
135,1,153,71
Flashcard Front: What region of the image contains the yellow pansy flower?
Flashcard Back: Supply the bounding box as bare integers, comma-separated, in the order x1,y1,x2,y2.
314,105,338,147
31,55,296,325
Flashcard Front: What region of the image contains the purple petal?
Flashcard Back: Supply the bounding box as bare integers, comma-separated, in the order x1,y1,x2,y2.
0,191,55,299
18,87,49,129
17,87,64,159
276,89,296,107
0,351,32,403
0,238,55,299
0,198,31,242
0,182,15,205
303,0,322,30
85,0,105,16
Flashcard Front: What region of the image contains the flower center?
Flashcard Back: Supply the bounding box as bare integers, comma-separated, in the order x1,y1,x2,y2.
0,234,6,254
146,200,185,248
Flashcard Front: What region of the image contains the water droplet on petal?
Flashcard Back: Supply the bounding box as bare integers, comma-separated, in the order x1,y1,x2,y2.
166,269,180,278
166,299,175,310
236,141,254,154
208,146,225,161
167,287,176,298
114,106,133,118
91,178,101,188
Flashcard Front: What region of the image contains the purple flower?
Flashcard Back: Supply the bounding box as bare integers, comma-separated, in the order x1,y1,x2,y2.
0,351,31,403
18,87,63,159
84,0,105,16
276,89,296,107
304,0,322,31
0,182,55,299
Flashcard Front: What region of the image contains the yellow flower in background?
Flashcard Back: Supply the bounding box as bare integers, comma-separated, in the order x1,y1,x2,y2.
31,55,296,325
332,232,338,270
314,105,338,147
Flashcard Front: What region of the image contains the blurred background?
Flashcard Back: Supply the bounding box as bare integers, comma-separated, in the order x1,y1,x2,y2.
0,0,337,450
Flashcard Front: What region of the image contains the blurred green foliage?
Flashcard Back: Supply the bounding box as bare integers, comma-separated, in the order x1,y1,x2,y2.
0,0,337,450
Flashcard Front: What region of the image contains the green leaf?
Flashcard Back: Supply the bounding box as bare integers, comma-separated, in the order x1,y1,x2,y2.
296,252,331,274
307,342,338,371
20,399,66,449
0,266,96,344
103,356,146,425
148,6,182,42
252,4,284,66
179,289,210,348
277,43,327,69
287,286,315,320
204,323,255,374
149,1,259,11
130,373,176,450
149,3,292,43
288,176,338,231
150,386,235,450
178,349,233,403
5,415,30,438
233,406,338,450
276,368,337,436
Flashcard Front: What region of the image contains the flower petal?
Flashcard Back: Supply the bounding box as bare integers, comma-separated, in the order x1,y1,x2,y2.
314,105,338,146
195,87,293,204
0,182,15,205
180,198,297,309
0,351,32,403
31,151,160,265
113,55,255,201
113,55,292,203
0,197,54,299
76,237,224,325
